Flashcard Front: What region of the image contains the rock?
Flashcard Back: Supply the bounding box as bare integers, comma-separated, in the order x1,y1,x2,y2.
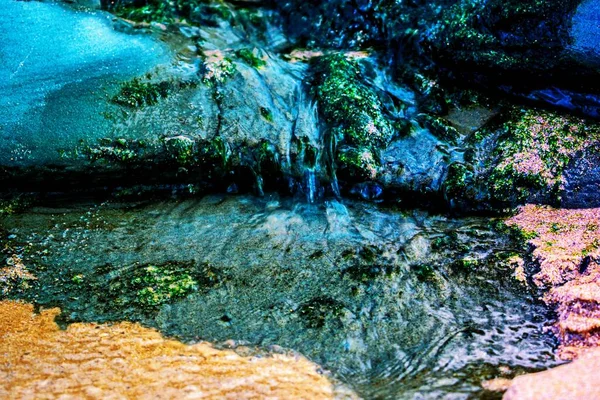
562,148,600,208
503,350,600,400
0,0,321,196
507,205,600,357
0,0,169,180
275,0,600,115
2,0,598,214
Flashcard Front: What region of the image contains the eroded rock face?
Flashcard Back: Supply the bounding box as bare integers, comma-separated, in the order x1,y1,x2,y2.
0,300,343,399
507,205,600,358
2,0,600,210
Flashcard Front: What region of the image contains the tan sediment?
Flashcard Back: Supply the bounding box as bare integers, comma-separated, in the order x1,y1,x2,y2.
503,349,600,400
0,300,342,399
481,377,512,392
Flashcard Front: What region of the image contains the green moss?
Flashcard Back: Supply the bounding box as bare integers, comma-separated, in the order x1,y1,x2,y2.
312,54,401,179
417,114,461,144
313,54,392,148
443,162,473,199
111,0,232,24
111,78,170,108
453,257,480,270
112,0,174,23
134,265,198,307
103,261,223,311
260,107,273,122
412,263,435,282
237,48,266,69
87,138,148,164
344,263,396,282
163,135,196,166
337,146,379,180
488,109,600,203
0,196,33,217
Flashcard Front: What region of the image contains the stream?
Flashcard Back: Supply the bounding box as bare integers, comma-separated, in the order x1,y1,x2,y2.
1,194,559,399
0,1,574,398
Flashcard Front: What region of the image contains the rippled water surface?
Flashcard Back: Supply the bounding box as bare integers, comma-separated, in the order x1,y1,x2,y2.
1,194,559,399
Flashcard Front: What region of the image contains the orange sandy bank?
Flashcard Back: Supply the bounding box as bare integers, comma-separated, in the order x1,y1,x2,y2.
0,300,346,399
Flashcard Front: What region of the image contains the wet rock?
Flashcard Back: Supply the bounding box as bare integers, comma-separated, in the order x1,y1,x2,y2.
0,1,320,195
3,0,598,214
275,0,600,115
562,148,600,208
455,109,600,210
507,205,600,357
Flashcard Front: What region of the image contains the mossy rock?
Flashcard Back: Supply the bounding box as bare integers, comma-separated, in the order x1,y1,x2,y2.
487,109,600,204
311,54,403,179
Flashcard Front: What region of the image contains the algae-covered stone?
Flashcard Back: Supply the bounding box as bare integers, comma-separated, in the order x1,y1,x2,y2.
311,54,401,180
486,109,600,205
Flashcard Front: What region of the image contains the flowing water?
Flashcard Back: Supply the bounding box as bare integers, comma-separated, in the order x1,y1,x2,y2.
0,1,564,398
1,194,559,399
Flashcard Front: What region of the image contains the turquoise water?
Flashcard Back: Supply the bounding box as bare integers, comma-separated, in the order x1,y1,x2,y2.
0,0,169,166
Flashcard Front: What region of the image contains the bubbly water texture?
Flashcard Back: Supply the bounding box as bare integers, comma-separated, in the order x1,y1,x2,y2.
2,195,559,399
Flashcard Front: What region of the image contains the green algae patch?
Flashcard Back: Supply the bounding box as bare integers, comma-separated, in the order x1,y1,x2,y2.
417,114,461,144
237,48,267,69
488,109,600,204
312,54,397,179
443,162,474,200
133,265,198,307
110,0,233,25
0,196,34,217
99,261,224,312
298,296,345,329
112,78,170,108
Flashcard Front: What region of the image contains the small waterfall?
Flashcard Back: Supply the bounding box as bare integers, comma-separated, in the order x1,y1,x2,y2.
303,168,317,204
